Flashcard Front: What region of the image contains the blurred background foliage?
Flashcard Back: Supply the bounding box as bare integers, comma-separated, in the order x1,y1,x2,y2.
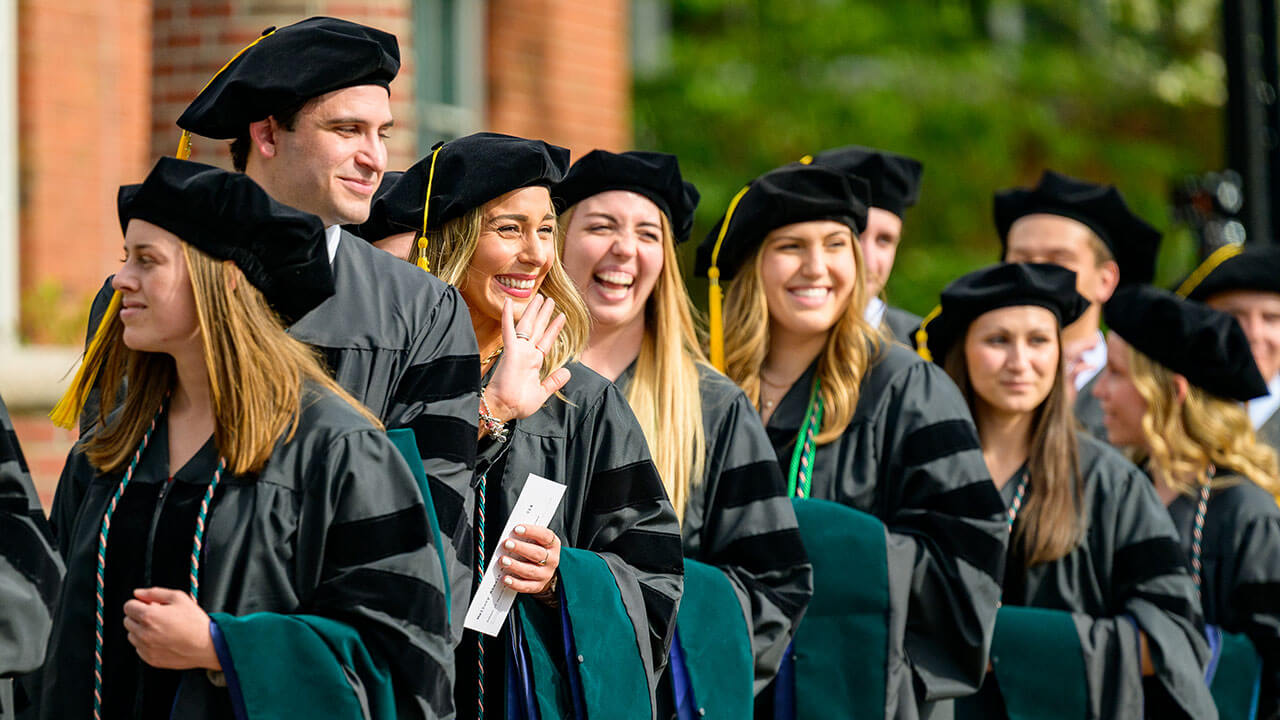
634,0,1226,315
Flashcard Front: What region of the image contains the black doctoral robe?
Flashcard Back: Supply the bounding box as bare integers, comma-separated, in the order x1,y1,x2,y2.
882,305,922,347
964,434,1214,719
0,396,63,720
1074,373,1108,442
764,343,1007,719
1168,473,1280,719
43,385,452,719
1257,410,1280,459
453,362,684,720
617,362,812,694
82,231,481,648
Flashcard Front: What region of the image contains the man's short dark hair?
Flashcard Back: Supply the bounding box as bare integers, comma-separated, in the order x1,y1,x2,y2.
228,98,310,172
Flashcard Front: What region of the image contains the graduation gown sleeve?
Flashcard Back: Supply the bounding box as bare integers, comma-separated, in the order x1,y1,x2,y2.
871,352,1007,709
0,395,63,698
209,425,454,720
881,305,922,347
681,367,811,691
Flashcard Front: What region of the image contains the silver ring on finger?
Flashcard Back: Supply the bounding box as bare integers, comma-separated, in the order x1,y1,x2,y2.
515,332,532,341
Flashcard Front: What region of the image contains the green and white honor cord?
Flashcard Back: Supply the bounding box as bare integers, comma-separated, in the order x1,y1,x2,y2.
92,407,225,720
1190,467,1214,597
786,380,823,499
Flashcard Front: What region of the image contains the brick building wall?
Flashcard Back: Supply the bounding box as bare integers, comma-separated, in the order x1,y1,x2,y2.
486,0,630,157
12,0,632,508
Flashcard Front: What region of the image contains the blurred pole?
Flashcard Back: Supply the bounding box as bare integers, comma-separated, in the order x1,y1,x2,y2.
1223,0,1279,246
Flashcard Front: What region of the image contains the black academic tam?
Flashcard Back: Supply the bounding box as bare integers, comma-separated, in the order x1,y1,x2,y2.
118,157,333,324
923,262,1089,364
176,16,399,139
1105,284,1268,401
552,149,702,243
357,132,570,242
995,170,1161,285
695,163,870,282
808,145,923,219
1183,245,1280,301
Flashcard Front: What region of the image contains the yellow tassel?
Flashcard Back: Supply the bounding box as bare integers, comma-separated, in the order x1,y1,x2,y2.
914,304,942,362
172,28,277,158
416,235,430,272
176,130,193,160
799,154,814,165
50,291,122,429
706,185,751,373
1175,243,1244,298
708,268,725,371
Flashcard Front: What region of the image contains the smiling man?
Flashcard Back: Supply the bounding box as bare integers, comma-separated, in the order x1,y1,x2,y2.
995,170,1161,441
72,19,480,716
1183,245,1280,455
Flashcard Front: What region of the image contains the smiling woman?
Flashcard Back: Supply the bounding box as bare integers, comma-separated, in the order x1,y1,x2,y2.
357,133,684,720
42,157,452,720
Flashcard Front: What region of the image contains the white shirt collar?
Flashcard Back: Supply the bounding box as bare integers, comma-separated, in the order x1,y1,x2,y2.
325,225,341,265
1074,330,1107,391
1248,373,1280,429
864,296,887,328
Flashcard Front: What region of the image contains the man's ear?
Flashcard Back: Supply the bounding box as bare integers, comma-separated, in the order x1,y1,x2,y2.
1094,259,1121,304
247,117,280,160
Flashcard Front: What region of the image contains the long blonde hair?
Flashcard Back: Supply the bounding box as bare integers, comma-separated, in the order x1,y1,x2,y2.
79,244,379,475
416,201,590,372
1126,344,1280,498
722,235,881,443
944,330,1083,566
559,205,707,520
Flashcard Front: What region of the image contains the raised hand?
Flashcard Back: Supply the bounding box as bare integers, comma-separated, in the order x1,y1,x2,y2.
484,295,571,423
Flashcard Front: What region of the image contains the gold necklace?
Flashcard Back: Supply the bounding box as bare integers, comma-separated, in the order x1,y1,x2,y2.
482,345,504,367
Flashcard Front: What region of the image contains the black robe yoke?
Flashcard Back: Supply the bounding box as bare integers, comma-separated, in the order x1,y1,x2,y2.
619,362,812,692
81,232,481,648
882,305,922,347
997,435,1213,719
765,343,1006,719
0,396,63,719
43,386,452,719
1168,473,1280,719
455,362,683,717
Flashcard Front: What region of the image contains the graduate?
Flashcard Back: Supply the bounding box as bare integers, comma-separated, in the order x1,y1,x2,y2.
64,17,483,633
554,149,812,713
995,170,1161,441
696,162,1007,719
41,158,451,719
1180,244,1280,458
920,263,1213,719
808,145,924,345
356,132,684,720
1095,285,1280,718
1,395,63,720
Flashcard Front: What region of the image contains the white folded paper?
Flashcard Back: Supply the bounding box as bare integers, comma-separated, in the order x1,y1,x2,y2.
463,474,567,636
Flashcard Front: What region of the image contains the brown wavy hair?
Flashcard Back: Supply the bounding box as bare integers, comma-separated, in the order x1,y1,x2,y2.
1125,343,1280,499
943,329,1083,566
79,243,378,475
721,231,881,443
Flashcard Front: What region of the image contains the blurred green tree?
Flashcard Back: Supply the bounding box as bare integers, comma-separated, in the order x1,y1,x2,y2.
635,0,1225,315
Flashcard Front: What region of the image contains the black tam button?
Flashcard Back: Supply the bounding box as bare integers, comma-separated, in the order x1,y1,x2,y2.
118,157,333,324
1104,284,1267,401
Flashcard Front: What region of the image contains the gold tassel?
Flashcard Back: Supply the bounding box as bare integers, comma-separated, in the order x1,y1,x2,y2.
49,291,121,429
176,130,193,160
706,185,751,373
1175,243,1244,298
708,267,725,371
416,235,430,272
914,304,942,362
415,143,445,274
